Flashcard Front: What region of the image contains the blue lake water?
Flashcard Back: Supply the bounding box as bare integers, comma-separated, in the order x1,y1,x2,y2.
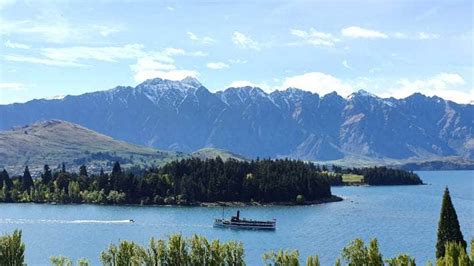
0,170,473,265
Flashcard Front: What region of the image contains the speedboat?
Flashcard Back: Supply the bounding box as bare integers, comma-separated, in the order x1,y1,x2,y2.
214,210,276,230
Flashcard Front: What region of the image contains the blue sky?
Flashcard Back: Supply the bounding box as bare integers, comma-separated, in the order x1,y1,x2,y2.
0,0,472,104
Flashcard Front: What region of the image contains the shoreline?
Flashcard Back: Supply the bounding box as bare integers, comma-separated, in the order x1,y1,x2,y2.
195,195,344,207
0,195,344,207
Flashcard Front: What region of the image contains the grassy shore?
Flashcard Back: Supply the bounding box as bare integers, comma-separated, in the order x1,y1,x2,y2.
342,173,364,184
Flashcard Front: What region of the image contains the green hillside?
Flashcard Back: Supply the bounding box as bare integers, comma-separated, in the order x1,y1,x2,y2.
191,147,247,161
0,120,187,175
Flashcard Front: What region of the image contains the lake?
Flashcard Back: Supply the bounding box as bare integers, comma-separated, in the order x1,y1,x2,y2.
1,170,473,265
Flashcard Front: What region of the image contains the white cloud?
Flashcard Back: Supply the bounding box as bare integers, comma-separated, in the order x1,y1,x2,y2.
380,73,472,103
5,44,206,69
4,42,204,85
342,26,388,39
280,72,353,96
187,32,198,41
41,44,145,63
0,17,121,43
226,72,353,95
392,31,440,40
188,51,208,57
393,32,407,39
202,37,216,45
132,57,176,72
187,32,216,45
417,32,440,40
4,40,30,49
130,53,199,82
342,60,352,69
232,31,260,50
4,54,86,67
93,25,122,37
0,0,16,10
290,28,339,47
206,62,230,70
228,59,247,64
0,82,26,91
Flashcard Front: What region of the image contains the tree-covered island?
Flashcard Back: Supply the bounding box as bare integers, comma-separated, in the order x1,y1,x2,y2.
0,158,423,205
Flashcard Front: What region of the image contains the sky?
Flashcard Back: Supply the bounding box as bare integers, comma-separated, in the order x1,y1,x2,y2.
0,0,473,104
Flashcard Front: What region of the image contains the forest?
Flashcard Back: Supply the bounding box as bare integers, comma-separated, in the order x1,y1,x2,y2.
0,158,421,205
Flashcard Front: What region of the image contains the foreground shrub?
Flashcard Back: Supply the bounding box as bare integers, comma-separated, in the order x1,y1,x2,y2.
99,234,244,266
0,229,25,265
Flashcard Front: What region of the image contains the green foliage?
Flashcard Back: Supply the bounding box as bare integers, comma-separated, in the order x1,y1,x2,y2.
471,239,474,263
42,165,53,185
79,165,88,177
99,233,244,266
263,250,300,266
306,255,320,266
386,253,416,266
345,166,422,185
0,169,13,190
341,238,383,266
0,229,25,266
20,166,34,192
77,258,90,266
100,240,145,266
436,187,467,258
50,255,72,266
368,239,384,265
3,158,421,206
436,241,473,266
296,194,305,205
1,228,472,266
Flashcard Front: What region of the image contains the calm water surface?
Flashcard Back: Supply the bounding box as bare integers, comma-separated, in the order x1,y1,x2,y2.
1,170,473,265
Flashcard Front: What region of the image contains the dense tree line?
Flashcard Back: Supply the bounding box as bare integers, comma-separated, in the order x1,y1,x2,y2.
0,158,342,205
0,159,424,206
0,159,423,205
343,166,423,185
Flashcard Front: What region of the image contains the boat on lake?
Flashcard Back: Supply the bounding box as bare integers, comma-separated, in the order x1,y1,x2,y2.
214,210,276,230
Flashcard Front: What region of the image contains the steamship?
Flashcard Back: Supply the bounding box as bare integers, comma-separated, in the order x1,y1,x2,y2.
213,210,276,230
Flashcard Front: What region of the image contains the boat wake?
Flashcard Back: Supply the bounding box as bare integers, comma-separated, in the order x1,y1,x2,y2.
0,218,134,224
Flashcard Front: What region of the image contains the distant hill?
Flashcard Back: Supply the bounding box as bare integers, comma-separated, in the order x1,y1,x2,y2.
191,147,247,161
395,158,474,171
0,120,187,175
0,77,472,163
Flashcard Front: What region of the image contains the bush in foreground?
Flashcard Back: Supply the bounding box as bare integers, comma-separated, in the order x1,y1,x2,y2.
0,229,472,265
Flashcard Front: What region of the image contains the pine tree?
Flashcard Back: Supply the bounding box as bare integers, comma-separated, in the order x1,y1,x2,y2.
0,170,6,189
436,187,466,258
21,166,34,192
42,165,52,184
112,162,122,177
79,165,88,177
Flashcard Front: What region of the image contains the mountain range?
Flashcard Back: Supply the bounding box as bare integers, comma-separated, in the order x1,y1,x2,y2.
1,77,472,165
